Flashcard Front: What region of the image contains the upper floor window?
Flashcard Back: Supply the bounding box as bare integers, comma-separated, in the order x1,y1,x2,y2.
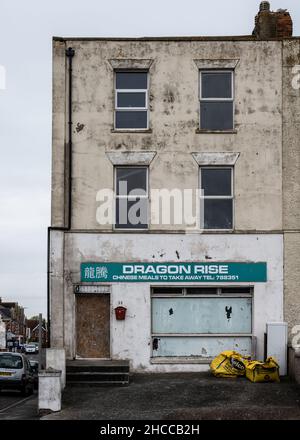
115,166,148,229
200,71,234,131
115,71,148,130
200,167,233,229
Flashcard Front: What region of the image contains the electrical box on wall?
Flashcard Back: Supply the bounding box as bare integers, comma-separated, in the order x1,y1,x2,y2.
266,322,288,376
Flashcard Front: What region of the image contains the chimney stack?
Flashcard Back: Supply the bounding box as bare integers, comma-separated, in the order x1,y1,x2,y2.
253,2,293,39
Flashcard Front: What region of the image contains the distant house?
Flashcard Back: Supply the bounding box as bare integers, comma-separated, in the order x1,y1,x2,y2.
26,319,48,346
0,299,26,345
0,305,11,323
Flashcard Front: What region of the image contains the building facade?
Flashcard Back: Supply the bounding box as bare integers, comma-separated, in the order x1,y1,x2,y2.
0,299,27,347
49,3,300,372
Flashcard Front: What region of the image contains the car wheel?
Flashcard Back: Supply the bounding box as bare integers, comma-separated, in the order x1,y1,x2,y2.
20,386,27,396
21,384,31,397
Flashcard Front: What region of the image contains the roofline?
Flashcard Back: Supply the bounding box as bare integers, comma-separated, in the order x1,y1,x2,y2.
53,35,300,42
32,324,46,332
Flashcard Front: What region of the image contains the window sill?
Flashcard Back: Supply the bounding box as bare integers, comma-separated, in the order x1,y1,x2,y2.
202,229,234,233
113,228,149,231
94,229,235,234
150,357,212,365
195,129,237,134
111,129,152,134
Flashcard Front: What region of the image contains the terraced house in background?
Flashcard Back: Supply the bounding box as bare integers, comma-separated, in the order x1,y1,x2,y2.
49,2,300,378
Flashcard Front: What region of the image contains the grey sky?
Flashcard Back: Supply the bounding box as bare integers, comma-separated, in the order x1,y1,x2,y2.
0,0,299,318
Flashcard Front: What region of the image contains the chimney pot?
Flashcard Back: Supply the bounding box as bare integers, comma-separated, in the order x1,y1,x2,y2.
260,1,270,12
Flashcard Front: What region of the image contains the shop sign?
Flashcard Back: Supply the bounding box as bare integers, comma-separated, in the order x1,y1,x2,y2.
81,262,267,283
74,285,111,294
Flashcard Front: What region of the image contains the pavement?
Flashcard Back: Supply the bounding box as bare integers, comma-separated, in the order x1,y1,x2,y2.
0,390,38,420
43,373,300,420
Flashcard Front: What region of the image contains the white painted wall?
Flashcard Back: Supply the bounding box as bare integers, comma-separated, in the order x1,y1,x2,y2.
57,232,283,372
38,370,61,413
46,348,66,389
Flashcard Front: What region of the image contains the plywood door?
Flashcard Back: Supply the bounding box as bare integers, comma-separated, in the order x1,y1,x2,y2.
76,294,110,358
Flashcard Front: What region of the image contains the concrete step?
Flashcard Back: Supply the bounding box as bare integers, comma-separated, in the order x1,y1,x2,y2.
66,360,130,374
66,360,130,387
66,372,129,382
67,380,129,387
66,365,130,373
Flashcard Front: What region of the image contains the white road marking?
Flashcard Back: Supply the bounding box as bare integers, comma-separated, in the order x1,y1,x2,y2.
0,395,34,413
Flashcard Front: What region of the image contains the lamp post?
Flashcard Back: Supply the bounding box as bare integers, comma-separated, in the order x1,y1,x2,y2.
38,313,42,371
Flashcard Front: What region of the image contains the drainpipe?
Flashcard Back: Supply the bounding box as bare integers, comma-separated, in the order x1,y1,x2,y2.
47,46,75,348
47,227,51,348
65,47,75,230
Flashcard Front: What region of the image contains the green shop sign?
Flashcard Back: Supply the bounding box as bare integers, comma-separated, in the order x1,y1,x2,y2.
81,262,267,283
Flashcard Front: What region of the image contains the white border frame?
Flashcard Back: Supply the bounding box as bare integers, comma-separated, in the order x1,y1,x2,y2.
114,165,149,231
199,166,234,231
114,71,149,130
115,89,148,110
199,70,235,130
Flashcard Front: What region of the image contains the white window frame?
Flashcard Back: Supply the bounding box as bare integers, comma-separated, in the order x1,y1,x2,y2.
114,71,149,130
199,70,235,130
150,286,254,360
114,165,149,230
199,166,234,231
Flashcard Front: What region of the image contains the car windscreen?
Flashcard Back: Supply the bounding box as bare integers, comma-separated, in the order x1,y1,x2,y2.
0,354,23,369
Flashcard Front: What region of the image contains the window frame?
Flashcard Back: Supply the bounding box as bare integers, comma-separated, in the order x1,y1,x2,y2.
114,70,149,131
114,165,149,230
199,166,234,231
199,69,235,131
150,286,254,360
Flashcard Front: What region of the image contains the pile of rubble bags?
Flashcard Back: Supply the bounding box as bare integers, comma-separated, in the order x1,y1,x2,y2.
210,350,280,383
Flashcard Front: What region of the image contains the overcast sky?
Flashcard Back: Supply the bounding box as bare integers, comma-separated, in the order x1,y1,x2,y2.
0,0,299,318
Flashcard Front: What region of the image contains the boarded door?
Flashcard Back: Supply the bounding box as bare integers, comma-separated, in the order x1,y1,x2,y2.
76,294,110,358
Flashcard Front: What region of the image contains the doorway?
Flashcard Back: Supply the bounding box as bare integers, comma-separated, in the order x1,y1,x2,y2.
76,294,110,358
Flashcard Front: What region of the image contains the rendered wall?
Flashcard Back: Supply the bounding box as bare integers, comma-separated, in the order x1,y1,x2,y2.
58,232,283,372
52,39,283,232
282,40,300,339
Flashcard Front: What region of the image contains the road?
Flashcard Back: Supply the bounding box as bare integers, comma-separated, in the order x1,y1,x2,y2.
0,351,44,420
0,390,38,420
26,350,46,368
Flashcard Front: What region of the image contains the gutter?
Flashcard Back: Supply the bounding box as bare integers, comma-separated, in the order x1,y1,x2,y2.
52,35,300,42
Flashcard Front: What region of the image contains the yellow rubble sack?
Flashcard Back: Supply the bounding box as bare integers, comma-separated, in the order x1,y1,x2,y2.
245,357,280,383
210,350,250,378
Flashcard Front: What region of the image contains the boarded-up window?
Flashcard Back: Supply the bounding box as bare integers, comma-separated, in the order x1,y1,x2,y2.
151,288,252,359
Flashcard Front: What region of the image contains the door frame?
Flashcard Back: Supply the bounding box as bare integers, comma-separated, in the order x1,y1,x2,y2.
75,292,111,360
